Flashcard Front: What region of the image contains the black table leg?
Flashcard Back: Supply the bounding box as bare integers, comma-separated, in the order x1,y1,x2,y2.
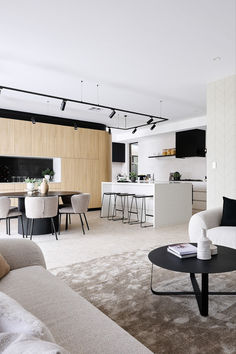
150,266,235,317
150,264,194,296
190,273,208,317
201,273,208,316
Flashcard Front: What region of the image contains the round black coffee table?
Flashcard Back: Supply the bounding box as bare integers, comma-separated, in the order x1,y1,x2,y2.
148,245,236,317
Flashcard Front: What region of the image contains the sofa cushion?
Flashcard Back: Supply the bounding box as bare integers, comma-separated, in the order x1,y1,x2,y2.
0,255,10,279
1,333,69,354
0,266,151,354
0,291,54,342
221,196,236,226
207,227,236,249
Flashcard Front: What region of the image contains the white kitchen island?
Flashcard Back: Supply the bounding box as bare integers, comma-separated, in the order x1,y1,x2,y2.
101,182,192,228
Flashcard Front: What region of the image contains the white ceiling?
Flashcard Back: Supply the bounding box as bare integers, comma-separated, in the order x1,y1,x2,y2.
0,0,235,129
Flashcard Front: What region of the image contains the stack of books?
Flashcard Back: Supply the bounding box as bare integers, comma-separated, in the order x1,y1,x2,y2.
167,243,197,258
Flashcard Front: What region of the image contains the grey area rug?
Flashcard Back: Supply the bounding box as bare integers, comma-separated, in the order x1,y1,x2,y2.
50,250,236,354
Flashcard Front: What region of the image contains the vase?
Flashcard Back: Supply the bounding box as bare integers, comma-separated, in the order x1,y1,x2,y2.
44,175,50,182
40,178,49,194
26,182,34,191
197,228,212,260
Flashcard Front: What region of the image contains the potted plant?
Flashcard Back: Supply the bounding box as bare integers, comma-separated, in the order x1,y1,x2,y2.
42,168,55,182
173,171,181,181
130,171,137,183
24,177,36,191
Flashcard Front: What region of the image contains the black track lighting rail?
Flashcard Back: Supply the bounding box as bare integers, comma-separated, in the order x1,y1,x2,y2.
0,85,168,131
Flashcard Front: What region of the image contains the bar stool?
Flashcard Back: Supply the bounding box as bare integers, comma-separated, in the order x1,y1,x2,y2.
128,194,154,227
100,192,117,219
112,193,135,223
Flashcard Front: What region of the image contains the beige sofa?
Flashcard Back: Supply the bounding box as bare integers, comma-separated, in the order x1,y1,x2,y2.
0,239,152,354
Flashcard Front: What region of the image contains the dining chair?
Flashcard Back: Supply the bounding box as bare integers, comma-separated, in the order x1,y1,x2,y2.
25,196,58,240
59,195,72,228
59,193,90,235
0,197,25,237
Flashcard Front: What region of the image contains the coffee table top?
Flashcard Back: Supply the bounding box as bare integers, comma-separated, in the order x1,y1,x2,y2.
148,244,236,274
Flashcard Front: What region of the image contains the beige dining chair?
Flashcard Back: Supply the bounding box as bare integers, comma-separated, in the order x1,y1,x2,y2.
25,196,58,240
59,193,90,235
0,196,25,237
59,195,72,228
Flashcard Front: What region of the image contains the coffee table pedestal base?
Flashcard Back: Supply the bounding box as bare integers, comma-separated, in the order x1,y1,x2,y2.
150,265,236,317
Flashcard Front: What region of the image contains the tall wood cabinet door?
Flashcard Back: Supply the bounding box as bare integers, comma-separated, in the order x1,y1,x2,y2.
99,131,112,183
55,126,74,158
0,118,14,155
61,158,77,191
73,159,100,208
74,128,99,159
32,123,56,157
13,120,32,156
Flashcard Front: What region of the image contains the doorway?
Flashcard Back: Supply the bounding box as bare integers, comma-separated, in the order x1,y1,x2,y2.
129,142,138,175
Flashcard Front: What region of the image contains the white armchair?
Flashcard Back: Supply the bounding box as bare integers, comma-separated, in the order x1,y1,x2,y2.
189,208,236,249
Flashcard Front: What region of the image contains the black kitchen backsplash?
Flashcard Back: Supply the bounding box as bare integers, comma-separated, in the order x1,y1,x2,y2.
0,156,53,182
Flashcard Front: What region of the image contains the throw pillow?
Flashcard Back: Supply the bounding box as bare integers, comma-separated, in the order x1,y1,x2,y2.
0,255,10,279
0,333,69,354
221,196,236,226
0,291,54,342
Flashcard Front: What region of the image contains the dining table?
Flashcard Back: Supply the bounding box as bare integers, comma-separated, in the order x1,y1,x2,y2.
0,191,80,235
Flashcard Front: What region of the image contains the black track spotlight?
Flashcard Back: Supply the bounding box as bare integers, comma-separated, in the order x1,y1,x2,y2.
31,117,36,125
147,117,153,125
108,128,111,134
150,123,156,131
60,99,67,111
132,127,137,134
74,123,78,130
109,110,116,119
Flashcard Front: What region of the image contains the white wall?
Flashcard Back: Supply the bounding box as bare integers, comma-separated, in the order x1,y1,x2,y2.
207,75,236,208
138,132,206,181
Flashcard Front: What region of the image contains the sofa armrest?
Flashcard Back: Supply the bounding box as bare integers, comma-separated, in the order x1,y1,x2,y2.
188,208,222,242
0,239,46,270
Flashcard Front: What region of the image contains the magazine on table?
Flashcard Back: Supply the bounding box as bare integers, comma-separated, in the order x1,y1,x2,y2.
167,248,197,258
167,243,197,256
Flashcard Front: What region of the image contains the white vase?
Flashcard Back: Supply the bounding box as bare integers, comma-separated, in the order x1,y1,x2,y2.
197,228,212,260
26,182,34,191
44,175,50,182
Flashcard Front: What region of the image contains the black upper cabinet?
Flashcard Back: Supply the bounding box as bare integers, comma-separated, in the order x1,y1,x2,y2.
176,129,206,158
112,143,125,162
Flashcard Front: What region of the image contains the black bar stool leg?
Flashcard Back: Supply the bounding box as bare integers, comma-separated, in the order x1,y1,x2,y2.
128,196,133,223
